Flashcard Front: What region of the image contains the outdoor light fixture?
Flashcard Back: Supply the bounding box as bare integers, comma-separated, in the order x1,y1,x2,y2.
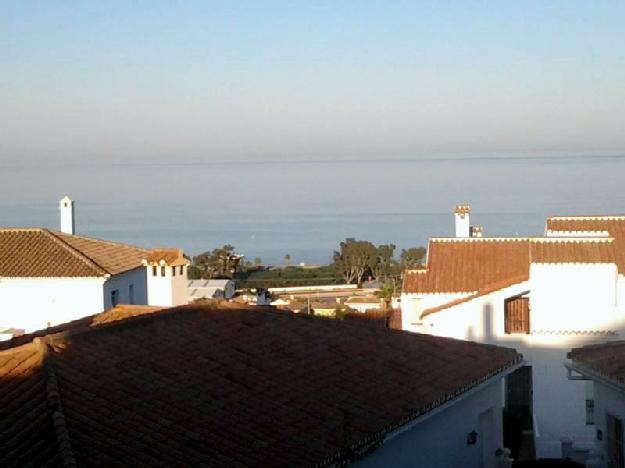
467,430,478,445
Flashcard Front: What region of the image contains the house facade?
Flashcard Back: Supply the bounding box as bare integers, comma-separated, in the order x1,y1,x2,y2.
0,197,189,334
400,207,625,459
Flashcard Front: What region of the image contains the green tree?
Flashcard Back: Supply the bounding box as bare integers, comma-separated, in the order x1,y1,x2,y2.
400,247,426,269
373,244,396,280
333,238,379,285
193,245,243,279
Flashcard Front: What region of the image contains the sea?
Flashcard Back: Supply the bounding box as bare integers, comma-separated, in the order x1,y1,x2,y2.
2,155,625,265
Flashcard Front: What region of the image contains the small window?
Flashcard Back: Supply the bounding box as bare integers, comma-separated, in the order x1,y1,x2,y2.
152,266,157,276
172,266,176,277
585,399,595,425
129,284,134,305
111,289,119,307
161,266,166,277
180,265,184,275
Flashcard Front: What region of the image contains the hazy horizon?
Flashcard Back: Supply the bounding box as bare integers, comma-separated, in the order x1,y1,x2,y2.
2,1,625,164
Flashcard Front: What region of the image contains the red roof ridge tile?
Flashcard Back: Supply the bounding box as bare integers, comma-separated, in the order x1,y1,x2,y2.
36,337,78,468
548,215,625,221
52,230,149,252
430,236,614,243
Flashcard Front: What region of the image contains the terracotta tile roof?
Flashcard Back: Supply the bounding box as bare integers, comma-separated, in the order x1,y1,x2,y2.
0,305,164,351
0,341,62,467
546,216,625,273
54,230,149,275
0,228,107,278
403,237,618,295
0,228,189,278
0,304,521,467
568,341,625,389
142,248,190,267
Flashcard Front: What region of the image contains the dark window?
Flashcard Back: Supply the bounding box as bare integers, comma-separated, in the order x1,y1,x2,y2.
152,266,157,276
608,414,624,468
111,289,119,307
172,267,176,277
161,266,166,277
505,296,530,334
586,399,595,425
129,284,134,305
180,265,184,275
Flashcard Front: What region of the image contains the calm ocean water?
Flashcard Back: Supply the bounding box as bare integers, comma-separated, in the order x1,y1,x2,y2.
1,155,624,264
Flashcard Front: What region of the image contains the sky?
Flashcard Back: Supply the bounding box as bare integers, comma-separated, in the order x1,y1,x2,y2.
1,1,625,163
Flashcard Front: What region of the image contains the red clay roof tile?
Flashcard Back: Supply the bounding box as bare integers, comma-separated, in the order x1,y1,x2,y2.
403,237,617,295
569,340,625,388
546,216,625,273
0,304,521,467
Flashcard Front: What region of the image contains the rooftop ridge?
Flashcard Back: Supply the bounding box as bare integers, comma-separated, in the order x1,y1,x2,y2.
545,229,611,235
36,337,78,468
44,229,109,277
548,215,625,221
318,352,523,467
52,230,150,253
430,236,614,243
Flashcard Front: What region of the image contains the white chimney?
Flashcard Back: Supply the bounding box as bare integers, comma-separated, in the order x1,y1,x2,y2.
454,204,470,238
59,196,75,235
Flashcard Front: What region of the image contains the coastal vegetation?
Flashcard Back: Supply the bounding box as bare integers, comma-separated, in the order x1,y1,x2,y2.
187,240,426,288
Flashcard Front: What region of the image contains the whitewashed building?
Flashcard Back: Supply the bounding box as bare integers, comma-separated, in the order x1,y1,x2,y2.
0,197,189,334
187,279,236,301
567,341,625,467
400,207,625,460
344,296,383,313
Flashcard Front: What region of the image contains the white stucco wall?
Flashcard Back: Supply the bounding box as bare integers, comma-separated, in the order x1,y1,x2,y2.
103,267,148,309
400,292,469,331
0,277,106,332
356,377,506,468
146,265,188,307
529,264,619,332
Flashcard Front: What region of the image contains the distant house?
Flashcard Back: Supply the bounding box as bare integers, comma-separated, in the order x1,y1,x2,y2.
567,342,625,467
0,197,189,334
400,206,625,459
344,296,383,313
0,303,521,467
187,279,235,301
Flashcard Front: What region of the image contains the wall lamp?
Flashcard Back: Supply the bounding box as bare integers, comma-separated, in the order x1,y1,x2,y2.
467,430,478,445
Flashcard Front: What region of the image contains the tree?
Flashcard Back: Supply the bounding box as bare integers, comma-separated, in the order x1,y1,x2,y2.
284,254,291,267
373,244,396,280
193,245,243,279
400,247,426,269
333,238,379,285
253,257,262,267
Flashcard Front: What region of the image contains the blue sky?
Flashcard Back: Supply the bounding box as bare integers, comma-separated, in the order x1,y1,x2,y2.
2,1,625,162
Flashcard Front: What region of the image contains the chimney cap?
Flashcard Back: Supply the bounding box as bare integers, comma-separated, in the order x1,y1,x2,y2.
454,204,471,215
470,226,483,238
